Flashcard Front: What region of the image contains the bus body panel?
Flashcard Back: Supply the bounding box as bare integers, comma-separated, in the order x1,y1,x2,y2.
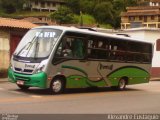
46,60,151,88
108,66,150,86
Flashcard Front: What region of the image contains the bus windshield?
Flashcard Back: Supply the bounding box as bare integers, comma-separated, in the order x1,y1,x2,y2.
14,28,62,58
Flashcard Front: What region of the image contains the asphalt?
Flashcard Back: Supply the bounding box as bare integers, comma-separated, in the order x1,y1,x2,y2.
0,77,160,83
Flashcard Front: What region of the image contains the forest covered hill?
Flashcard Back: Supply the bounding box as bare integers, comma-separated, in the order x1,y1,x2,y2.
0,0,149,28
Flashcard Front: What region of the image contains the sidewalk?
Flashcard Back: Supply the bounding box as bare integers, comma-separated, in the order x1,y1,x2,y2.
150,77,160,81
0,77,8,82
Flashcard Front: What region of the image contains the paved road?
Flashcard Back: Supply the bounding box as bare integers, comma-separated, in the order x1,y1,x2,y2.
0,80,160,114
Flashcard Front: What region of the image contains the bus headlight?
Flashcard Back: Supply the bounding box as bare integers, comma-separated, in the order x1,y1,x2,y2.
34,65,45,74
9,63,13,70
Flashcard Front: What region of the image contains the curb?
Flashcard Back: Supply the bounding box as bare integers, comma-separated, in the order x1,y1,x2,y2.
150,78,160,81
0,78,8,83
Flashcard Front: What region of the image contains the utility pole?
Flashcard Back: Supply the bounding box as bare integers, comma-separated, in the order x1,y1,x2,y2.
80,11,83,27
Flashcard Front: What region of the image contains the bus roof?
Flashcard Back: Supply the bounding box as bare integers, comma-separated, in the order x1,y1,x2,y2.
32,26,152,44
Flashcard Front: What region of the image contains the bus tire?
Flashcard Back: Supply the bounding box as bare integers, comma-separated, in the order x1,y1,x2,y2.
50,78,65,94
17,85,29,90
117,78,126,90
111,78,127,91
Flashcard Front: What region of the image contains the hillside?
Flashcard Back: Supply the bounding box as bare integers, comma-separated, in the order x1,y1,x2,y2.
0,0,149,28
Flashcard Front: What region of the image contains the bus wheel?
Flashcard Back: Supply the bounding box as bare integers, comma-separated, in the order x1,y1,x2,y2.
50,78,65,94
17,85,29,90
117,78,126,90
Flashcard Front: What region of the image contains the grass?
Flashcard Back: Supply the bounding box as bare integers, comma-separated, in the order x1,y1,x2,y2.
73,14,113,29
74,14,96,26
0,11,50,18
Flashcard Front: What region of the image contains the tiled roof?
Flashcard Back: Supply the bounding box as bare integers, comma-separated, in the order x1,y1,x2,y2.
126,6,160,10
121,11,160,16
0,17,38,29
30,0,65,3
150,0,160,2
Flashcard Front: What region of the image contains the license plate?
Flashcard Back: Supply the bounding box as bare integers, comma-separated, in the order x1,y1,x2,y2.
17,80,24,85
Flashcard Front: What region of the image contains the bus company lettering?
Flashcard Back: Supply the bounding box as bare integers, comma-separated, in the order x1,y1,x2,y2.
99,63,113,70
25,64,35,69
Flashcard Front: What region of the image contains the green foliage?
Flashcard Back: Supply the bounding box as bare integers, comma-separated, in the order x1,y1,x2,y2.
113,0,126,12
50,6,75,24
65,0,80,14
79,0,95,15
66,0,139,29
74,14,96,25
0,0,140,28
93,2,114,25
0,0,25,14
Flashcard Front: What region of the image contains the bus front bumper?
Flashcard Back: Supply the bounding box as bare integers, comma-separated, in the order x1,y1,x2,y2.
8,68,47,88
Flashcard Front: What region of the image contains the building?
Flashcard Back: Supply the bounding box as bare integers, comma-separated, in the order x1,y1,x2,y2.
21,16,55,26
0,17,37,77
150,0,160,6
121,0,160,29
25,0,66,12
121,6,160,29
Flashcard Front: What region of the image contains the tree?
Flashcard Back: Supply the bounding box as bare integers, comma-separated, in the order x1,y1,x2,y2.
113,0,126,12
79,0,95,15
50,6,75,24
65,0,80,14
0,0,25,13
93,2,115,25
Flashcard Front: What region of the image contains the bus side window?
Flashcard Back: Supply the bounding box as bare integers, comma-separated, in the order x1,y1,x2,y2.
72,38,84,59
54,37,73,57
88,39,97,58
97,40,107,59
62,37,73,57
87,36,109,60
109,41,117,60
109,39,127,61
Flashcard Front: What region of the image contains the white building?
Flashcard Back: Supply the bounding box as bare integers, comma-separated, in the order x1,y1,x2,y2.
25,0,66,12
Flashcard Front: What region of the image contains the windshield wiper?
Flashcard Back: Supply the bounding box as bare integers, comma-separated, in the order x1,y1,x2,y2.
34,40,40,59
16,41,32,56
16,31,42,57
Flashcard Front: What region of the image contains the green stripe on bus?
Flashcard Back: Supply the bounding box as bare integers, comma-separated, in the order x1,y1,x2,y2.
66,75,106,88
108,66,149,86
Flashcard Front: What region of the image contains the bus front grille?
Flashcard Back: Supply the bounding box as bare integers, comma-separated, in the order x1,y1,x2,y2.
14,67,33,74
14,75,30,81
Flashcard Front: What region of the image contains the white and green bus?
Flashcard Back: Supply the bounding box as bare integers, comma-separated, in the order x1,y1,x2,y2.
8,26,153,94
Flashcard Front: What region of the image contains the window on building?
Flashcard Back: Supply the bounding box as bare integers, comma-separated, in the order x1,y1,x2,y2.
144,16,147,22
129,16,135,21
47,2,50,7
156,39,160,51
139,16,143,20
35,1,38,6
52,3,56,7
41,2,45,8
151,16,155,20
